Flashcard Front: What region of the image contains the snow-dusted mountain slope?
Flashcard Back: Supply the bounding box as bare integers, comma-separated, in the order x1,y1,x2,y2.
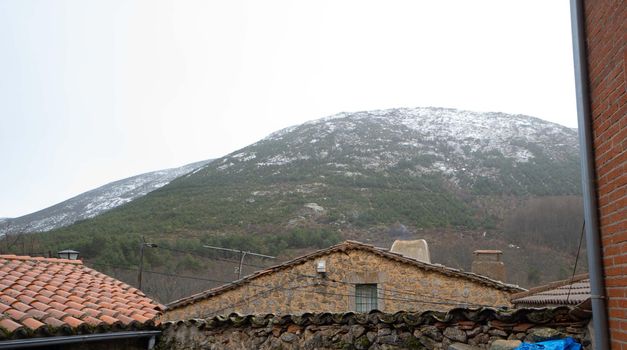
0,160,212,234
214,107,580,195
40,107,581,239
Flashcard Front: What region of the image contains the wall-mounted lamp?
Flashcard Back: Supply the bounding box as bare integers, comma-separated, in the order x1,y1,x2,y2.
316,260,326,274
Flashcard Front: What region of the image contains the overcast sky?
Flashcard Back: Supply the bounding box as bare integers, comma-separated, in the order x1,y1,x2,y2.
0,1,577,218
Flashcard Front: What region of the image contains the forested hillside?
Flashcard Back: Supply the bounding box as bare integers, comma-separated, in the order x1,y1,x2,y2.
4,107,584,302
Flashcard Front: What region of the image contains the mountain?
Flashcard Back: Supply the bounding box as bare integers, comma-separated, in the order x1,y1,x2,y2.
16,107,583,296
0,160,212,235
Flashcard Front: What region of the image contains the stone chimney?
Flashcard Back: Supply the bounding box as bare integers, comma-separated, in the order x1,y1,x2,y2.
390,239,431,263
471,250,506,282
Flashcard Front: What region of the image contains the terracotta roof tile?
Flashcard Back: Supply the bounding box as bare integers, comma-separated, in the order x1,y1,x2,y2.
61,316,83,328
0,295,17,305
42,317,64,328
130,313,150,324
49,301,68,311
65,301,85,311
99,314,120,325
512,274,590,306
82,316,104,327
0,318,24,333
100,308,119,318
21,317,45,331
82,308,101,318
64,308,86,319
33,295,52,305
24,309,47,320
5,309,27,321
116,314,136,325
11,302,32,313
17,291,37,304
0,254,162,340
46,309,67,320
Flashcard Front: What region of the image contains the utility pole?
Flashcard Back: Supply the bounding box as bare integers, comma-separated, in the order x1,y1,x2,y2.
138,238,157,290
203,245,275,279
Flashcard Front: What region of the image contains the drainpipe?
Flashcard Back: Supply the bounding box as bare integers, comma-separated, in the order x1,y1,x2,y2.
569,0,610,349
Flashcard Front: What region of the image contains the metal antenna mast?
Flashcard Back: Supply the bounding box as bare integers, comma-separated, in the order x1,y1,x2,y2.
203,245,275,279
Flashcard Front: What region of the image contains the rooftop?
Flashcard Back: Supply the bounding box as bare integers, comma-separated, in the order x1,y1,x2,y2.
511,273,590,306
0,254,163,340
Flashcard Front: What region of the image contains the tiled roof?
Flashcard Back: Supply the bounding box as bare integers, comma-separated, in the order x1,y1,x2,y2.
511,274,590,306
0,255,164,340
167,240,525,310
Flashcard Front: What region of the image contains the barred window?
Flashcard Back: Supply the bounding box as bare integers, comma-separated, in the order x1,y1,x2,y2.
355,284,378,312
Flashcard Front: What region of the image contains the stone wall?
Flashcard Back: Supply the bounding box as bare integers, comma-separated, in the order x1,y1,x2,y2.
165,249,518,320
157,307,591,350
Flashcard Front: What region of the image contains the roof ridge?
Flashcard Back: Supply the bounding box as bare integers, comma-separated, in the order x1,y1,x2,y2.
0,254,83,265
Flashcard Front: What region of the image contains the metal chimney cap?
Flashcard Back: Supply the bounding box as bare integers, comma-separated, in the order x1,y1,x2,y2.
57,250,80,260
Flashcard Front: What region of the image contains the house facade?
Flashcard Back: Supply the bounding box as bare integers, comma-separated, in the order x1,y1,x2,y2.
164,241,523,321
573,0,625,347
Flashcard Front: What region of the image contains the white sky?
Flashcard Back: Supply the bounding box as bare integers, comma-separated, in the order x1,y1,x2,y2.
0,1,577,218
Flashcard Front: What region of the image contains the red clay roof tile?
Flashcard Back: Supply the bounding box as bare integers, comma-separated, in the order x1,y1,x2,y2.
0,318,24,333
82,316,104,327
46,309,67,320
30,301,51,312
42,317,64,328
24,308,47,320
61,316,84,328
33,295,53,305
130,313,150,323
5,309,27,321
65,301,84,311
11,302,32,313
98,314,119,325
21,317,45,331
64,308,85,319
116,314,135,325
0,254,162,340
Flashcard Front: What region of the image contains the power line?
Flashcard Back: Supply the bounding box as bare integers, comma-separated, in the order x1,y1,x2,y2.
566,221,586,302
152,245,269,269
89,262,247,285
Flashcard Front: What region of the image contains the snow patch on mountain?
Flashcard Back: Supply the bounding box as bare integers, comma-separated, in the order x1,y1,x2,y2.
0,159,212,235
231,107,579,195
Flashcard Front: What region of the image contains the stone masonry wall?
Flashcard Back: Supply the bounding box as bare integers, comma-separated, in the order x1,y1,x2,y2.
583,0,626,348
157,307,591,350
164,250,517,321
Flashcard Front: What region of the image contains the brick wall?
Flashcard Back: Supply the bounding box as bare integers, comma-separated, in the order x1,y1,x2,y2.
583,0,626,348
163,249,517,321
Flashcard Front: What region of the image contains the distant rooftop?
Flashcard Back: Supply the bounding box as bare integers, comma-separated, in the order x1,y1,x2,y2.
511,273,590,307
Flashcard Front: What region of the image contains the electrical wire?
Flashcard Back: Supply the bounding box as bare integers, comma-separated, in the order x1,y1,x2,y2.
153,245,268,269
565,220,585,302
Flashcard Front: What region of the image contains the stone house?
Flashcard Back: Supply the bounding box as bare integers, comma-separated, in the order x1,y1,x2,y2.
164,241,524,321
